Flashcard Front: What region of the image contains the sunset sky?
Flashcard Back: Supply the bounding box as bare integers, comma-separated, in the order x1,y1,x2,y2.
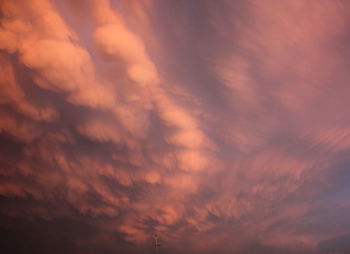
1,0,350,253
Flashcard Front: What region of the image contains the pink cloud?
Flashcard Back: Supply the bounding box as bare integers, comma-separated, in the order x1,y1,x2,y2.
1,0,350,253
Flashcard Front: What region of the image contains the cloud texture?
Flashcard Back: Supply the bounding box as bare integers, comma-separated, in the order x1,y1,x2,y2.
1,0,350,253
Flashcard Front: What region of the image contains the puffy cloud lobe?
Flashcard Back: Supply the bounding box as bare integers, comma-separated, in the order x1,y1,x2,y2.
0,53,58,122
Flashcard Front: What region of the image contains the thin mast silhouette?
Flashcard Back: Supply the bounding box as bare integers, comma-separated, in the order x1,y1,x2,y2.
153,234,161,253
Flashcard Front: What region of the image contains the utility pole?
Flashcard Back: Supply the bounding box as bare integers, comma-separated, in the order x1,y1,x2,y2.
153,234,161,253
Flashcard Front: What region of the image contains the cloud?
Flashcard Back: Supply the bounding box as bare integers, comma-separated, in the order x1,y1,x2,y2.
0,53,58,122
1,0,350,253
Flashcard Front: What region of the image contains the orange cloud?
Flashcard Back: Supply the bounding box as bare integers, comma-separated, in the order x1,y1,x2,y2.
2,0,350,253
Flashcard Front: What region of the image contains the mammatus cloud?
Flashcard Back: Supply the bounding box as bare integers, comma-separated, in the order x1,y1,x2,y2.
1,0,350,253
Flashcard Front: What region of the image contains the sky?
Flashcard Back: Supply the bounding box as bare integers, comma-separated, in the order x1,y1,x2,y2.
1,0,350,253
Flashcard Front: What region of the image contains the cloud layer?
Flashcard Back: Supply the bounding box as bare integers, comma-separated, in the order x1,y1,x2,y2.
1,0,350,253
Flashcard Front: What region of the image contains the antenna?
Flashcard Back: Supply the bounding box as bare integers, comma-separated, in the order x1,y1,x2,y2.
153,234,161,253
